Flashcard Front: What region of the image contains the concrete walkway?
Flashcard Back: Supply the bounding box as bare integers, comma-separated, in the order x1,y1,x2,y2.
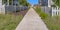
15,8,48,30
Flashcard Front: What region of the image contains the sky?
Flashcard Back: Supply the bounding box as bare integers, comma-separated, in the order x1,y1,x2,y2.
27,0,38,5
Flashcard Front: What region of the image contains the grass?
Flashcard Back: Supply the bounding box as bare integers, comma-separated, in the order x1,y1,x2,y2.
0,14,23,30
43,16,60,30
34,6,60,30
34,6,48,19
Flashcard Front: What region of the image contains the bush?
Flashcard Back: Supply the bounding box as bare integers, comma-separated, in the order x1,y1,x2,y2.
34,6,48,19
40,12,48,19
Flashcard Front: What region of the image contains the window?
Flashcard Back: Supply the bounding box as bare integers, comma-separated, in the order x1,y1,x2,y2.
41,0,48,6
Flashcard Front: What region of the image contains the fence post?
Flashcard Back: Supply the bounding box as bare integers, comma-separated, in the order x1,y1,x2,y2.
52,7,53,16
7,0,9,6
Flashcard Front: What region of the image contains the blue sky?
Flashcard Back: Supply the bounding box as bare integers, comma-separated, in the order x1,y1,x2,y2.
27,0,38,5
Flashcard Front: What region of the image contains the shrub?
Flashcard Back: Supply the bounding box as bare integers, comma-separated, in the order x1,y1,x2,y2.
34,6,48,19
40,12,48,19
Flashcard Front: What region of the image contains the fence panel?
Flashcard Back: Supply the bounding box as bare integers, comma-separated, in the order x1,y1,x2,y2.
52,7,60,16
5,5,28,13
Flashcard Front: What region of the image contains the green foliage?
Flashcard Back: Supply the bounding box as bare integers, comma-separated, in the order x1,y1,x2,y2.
0,14,23,30
52,0,60,7
43,16,60,30
34,7,60,30
2,0,7,5
35,6,60,30
35,7,48,19
9,0,12,5
40,12,48,19
2,0,30,6
18,0,30,6
2,0,13,5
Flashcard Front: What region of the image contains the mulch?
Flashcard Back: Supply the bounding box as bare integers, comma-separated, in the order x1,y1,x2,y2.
9,10,28,16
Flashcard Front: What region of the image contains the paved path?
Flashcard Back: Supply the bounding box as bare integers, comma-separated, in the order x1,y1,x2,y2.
15,8,48,30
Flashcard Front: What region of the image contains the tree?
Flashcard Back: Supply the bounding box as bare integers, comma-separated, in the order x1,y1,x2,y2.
2,0,30,6
2,0,7,5
53,0,60,7
2,0,12,5
18,0,30,6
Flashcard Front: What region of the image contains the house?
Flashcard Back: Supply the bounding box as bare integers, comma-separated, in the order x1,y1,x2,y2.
38,0,53,7
38,0,60,16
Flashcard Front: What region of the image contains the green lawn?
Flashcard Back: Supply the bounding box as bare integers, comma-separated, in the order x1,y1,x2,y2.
0,14,23,30
34,7,60,30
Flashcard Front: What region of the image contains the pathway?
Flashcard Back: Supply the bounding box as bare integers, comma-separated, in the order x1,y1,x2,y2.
15,8,48,30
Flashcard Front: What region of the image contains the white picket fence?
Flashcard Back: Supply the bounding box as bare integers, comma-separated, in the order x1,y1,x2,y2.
52,7,60,16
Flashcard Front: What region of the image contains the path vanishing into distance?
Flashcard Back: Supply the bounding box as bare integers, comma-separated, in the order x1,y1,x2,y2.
15,8,48,30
